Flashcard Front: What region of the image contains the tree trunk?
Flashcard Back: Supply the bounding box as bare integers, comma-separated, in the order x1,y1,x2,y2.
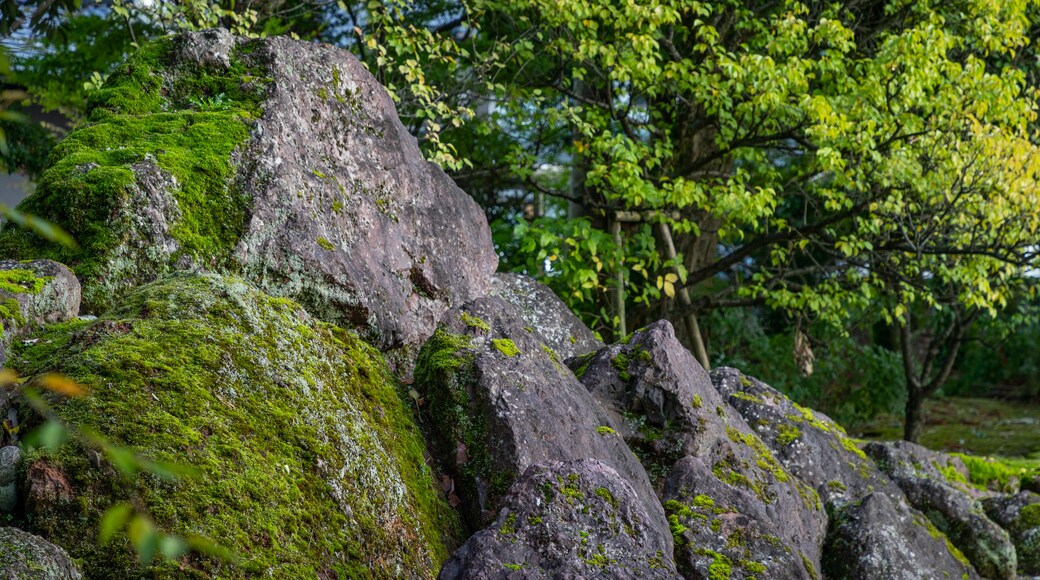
903,388,925,443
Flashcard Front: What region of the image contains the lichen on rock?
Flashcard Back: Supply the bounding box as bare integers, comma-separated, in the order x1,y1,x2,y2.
8,272,460,578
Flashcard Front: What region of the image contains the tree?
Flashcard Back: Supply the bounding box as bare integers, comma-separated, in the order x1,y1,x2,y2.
394,0,1040,441
4,0,1040,442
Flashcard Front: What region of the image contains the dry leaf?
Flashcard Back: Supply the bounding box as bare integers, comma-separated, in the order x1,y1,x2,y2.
37,373,87,397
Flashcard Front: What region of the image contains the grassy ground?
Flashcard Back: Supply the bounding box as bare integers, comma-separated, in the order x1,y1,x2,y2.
848,396,1040,460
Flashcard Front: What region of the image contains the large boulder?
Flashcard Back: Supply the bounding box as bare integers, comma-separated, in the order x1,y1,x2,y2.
439,459,680,579
0,526,82,579
865,441,1016,579
982,491,1040,575
0,260,80,365
489,273,602,361
572,321,826,579
413,296,668,549
0,445,21,512
822,492,979,580
7,273,460,578
0,29,496,353
708,367,984,578
710,367,900,504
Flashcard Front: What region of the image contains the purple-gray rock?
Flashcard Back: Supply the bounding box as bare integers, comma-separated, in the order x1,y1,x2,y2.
0,527,82,579
490,273,602,361
439,459,679,579
982,491,1040,574
571,321,826,579
0,260,80,366
865,441,1016,579
821,492,979,580
0,445,21,513
709,367,899,505
708,368,988,578
414,297,669,553
233,32,497,352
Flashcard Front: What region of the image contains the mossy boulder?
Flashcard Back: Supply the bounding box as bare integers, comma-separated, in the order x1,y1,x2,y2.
982,491,1040,575
440,459,680,579
413,297,667,548
8,272,459,578
710,367,899,505
0,29,496,353
0,526,82,579
0,260,80,365
822,492,979,580
864,441,1016,579
572,321,826,579
490,273,602,361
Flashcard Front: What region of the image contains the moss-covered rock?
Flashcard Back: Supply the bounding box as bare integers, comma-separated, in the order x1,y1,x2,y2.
0,526,82,579
413,297,666,547
8,272,459,578
0,35,263,312
0,259,80,366
0,29,497,354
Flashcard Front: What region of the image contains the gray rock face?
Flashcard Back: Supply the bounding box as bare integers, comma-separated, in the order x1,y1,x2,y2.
490,273,601,361
0,445,21,513
572,321,826,579
707,367,988,579
0,527,82,579
439,459,680,579
865,441,1016,579
822,492,979,580
233,32,497,352
982,491,1040,574
414,296,669,552
0,260,81,365
709,367,898,505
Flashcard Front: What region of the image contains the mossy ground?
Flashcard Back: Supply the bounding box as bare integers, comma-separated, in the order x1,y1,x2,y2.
851,397,1040,486
0,36,268,312
10,273,460,578
851,397,1040,458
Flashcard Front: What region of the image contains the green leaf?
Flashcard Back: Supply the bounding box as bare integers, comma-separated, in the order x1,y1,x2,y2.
99,503,133,545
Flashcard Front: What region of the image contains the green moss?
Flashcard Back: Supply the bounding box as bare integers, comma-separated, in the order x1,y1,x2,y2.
1019,503,1040,528
692,494,715,509
952,453,1030,492
571,352,596,378
775,424,802,446
692,395,703,409
611,352,632,381
595,426,617,436
710,518,722,533
0,297,25,326
540,343,562,368
827,480,847,491
695,548,733,580
594,487,618,509
730,391,763,404
460,312,490,332
938,464,969,486
0,268,50,294
315,237,334,251
801,552,819,580
0,37,269,310
414,328,505,530
11,273,460,578
499,513,518,536
918,513,973,569
492,338,520,357
502,562,525,570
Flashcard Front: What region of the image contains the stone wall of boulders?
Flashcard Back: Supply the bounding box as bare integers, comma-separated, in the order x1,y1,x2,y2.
1,29,1038,579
